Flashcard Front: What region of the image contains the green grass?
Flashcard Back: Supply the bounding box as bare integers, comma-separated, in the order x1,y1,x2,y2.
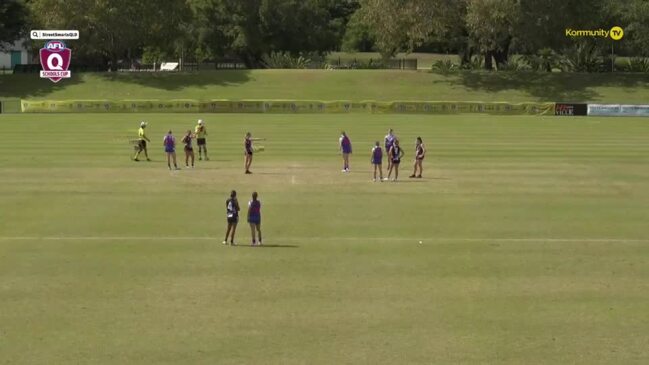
1,113,649,364
2,69,649,103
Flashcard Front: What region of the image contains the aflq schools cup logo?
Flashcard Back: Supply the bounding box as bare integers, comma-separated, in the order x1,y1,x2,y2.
39,40,71,83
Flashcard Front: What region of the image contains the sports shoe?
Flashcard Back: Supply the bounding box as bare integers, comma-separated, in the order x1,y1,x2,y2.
231,241,236,246
146,158,151,162
133,158,140,162
416,175,422,178
222,240,228,245
245,170,252,174
409,174,416,178
199,157,202,161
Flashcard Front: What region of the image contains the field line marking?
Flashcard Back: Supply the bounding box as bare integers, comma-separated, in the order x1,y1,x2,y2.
1,236,648,243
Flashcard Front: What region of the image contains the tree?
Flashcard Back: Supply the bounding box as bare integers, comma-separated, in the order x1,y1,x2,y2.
0,0,28,49
28,0,191,69
465,0,520,70
356,0,456,59
192,0,353,67
618,0,649,56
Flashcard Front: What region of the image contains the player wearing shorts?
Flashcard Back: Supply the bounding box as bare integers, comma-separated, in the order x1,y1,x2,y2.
223,190,240,245
195,119,209,161
181,130,195,168
163,130,179,170
371,141,384,182
339,131,352,172
247,192,262,246
384,128,395,170
387,139,404,181
410,137,426,178
133,121,151,161
244,132,265,174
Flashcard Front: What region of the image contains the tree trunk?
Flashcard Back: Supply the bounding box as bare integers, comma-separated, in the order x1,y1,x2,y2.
484,51,493,71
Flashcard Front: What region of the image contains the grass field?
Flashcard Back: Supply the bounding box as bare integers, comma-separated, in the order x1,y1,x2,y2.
2,70,649,104
1,113,648,364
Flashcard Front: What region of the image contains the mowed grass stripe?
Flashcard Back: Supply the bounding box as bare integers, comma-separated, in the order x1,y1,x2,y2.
1,113,649,364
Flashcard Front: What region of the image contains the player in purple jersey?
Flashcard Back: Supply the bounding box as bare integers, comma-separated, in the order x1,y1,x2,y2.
247,191,262,246
387,139,404,181
244,132,265,174
163,130,179,170
223,190,240,245
339,131,352,172
181,130,195,168
384,128,395,170
410,137,426,178
371,141,384,182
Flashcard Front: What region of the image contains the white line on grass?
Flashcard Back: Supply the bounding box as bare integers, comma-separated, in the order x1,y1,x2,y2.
1,236,648,243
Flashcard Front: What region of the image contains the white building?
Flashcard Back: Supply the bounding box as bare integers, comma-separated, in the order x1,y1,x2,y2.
0,39,31,70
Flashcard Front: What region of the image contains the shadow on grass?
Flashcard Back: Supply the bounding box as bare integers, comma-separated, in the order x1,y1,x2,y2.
94,70,252,92
237,244,299,248
437,71,649,102
0,70,252,99
0,73,84,99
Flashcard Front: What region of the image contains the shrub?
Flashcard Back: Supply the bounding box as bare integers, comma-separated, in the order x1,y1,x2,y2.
497,57,529,71
522,48,560,72
624,57,649,73
558,44,608,73
431,59,458,74
262,52,311,69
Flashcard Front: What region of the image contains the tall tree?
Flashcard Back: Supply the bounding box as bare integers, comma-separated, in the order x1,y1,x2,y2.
28,0,191,69
356,0,456,59
0,0,28,49
465,0,520,70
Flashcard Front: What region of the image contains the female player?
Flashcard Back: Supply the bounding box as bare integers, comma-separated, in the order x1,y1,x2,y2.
247,191,262,246
410,137,426,178
181,130,195,168
371,141,384,182
163,130,179,170
339,131,352,172
223,190,240,245
244,132,265,174
387,139,405,181
384,128,395,170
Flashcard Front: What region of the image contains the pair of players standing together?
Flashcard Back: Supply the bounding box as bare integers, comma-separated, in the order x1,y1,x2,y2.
223,190,263,246
340,129,426,182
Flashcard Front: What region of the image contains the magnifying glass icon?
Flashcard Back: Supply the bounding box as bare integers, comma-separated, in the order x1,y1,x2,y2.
31,31,39,39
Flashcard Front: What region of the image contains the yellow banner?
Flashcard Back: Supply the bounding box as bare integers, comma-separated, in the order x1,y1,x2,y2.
21,99,555,115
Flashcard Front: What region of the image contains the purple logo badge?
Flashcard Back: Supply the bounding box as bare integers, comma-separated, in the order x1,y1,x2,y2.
39,40,71,83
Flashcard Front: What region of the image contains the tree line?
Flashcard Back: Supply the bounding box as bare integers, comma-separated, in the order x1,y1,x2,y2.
1,0,648,71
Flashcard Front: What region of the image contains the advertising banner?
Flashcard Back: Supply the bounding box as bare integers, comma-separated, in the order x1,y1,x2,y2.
588,104,649,117
555,103,588,116
21,99,555,115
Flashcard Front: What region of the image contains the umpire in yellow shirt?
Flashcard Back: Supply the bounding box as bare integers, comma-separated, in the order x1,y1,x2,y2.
133,121,151,161
195,119,209,160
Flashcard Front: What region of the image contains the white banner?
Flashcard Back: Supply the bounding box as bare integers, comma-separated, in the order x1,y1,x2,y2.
588,104,649,117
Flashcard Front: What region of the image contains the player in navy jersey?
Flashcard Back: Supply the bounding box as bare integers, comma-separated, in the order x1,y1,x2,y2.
247,192,262,246
339,131,352,172
244,132,265,174
387,139,405,181
371,141,384,182
223,190,240,245
410,137,426,178
163,130,179,170
384,129,395,170
181,130,195,168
